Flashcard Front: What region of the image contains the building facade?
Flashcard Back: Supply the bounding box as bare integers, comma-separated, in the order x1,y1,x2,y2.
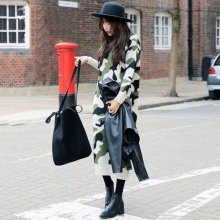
0,0,220,87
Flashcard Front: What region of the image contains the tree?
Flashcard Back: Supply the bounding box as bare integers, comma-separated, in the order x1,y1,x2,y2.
166,0,180,97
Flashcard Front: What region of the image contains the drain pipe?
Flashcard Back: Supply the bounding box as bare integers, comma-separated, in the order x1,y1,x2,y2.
188,0,193,80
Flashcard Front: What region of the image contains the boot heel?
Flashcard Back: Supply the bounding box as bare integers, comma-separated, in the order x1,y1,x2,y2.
118,201,124,215
118,208,124,215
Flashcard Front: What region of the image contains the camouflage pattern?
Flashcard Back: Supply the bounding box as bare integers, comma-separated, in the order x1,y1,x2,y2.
92,34,141,180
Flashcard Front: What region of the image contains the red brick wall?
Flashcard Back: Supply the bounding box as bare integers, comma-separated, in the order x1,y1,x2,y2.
0,0,220,87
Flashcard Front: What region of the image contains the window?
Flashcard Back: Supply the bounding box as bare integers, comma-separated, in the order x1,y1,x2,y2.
214,55,220,66
154,13,172,49
217,17,220,49
125,8,141,40
0,1,30,49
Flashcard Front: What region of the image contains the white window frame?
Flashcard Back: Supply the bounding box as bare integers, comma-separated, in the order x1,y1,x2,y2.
0,0,30,49
216,17,220,49
154,13,172,50
125,8,141,40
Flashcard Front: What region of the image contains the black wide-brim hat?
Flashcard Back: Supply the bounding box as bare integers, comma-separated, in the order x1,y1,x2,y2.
91,2,133,23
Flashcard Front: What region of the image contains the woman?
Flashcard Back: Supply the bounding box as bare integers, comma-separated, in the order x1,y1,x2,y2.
75,2,143,219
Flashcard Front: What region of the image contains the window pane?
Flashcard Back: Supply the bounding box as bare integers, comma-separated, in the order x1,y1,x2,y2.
154,25,158,33
17,6,24,16
163,17,168,26
9,32,16,43
162,37,168,45
156,27,159,35
18,19,25,30
215,56,220,65
0,19,7,30
164,27,168,35
133,15,137,24
18,32,25,43
133,26,137,34
155,17,159,25
162,17,165,25
162,27,168,36
130,24,137,35
155,36,159,45
0,6,7,16
0,32,7,43
9,6,15,17
9,19,16,30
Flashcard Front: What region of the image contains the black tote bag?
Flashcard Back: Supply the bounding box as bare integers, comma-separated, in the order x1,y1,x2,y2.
45,61,92,165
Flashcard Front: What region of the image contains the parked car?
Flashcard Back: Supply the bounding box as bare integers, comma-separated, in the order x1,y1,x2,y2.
207,53,220,99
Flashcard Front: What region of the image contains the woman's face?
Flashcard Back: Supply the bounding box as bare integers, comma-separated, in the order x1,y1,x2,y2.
102,19,113,36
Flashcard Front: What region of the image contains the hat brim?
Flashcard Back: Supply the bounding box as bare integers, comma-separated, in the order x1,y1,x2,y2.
91,13,133,23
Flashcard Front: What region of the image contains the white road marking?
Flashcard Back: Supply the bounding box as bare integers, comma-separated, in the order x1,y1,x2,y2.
126,166,220,191
15,167,220,220
9,153,51,163
142,122,217,135
15,202,150,220
156,183,220,220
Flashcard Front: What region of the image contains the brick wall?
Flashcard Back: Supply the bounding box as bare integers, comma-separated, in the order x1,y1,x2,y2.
0,0,220,87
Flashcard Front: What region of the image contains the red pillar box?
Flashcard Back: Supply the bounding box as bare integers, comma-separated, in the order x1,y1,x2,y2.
55,42,78,110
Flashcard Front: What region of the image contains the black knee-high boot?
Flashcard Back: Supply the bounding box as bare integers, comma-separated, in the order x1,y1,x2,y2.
99,179,125,219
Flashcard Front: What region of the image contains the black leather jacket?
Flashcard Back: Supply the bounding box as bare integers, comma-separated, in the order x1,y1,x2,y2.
101,77,149,182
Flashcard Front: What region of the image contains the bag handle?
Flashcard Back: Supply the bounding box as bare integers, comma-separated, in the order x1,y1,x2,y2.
58,60,81,113
45,60,81,124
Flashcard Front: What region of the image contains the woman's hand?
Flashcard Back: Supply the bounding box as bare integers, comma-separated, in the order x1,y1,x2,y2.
106,100,120,115
75,56,89,67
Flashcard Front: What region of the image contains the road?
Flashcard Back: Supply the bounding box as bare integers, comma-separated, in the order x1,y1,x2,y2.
1,100,220,220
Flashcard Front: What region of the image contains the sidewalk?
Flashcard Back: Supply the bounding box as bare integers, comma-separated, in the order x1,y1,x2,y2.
0,77,209,125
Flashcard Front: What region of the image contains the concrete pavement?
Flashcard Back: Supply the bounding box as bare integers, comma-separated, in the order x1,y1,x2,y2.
0,77,209,124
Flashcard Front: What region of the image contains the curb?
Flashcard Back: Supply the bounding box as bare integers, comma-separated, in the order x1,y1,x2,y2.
138,96,209,110
0,96,209,125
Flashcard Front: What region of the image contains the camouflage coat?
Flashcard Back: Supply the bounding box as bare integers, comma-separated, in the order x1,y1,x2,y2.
87,34,141,180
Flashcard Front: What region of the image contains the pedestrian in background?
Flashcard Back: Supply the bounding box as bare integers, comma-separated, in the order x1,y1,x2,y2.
75,1,146,219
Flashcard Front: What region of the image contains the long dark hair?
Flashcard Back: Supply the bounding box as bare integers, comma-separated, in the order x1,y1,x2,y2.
97,17,132,65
